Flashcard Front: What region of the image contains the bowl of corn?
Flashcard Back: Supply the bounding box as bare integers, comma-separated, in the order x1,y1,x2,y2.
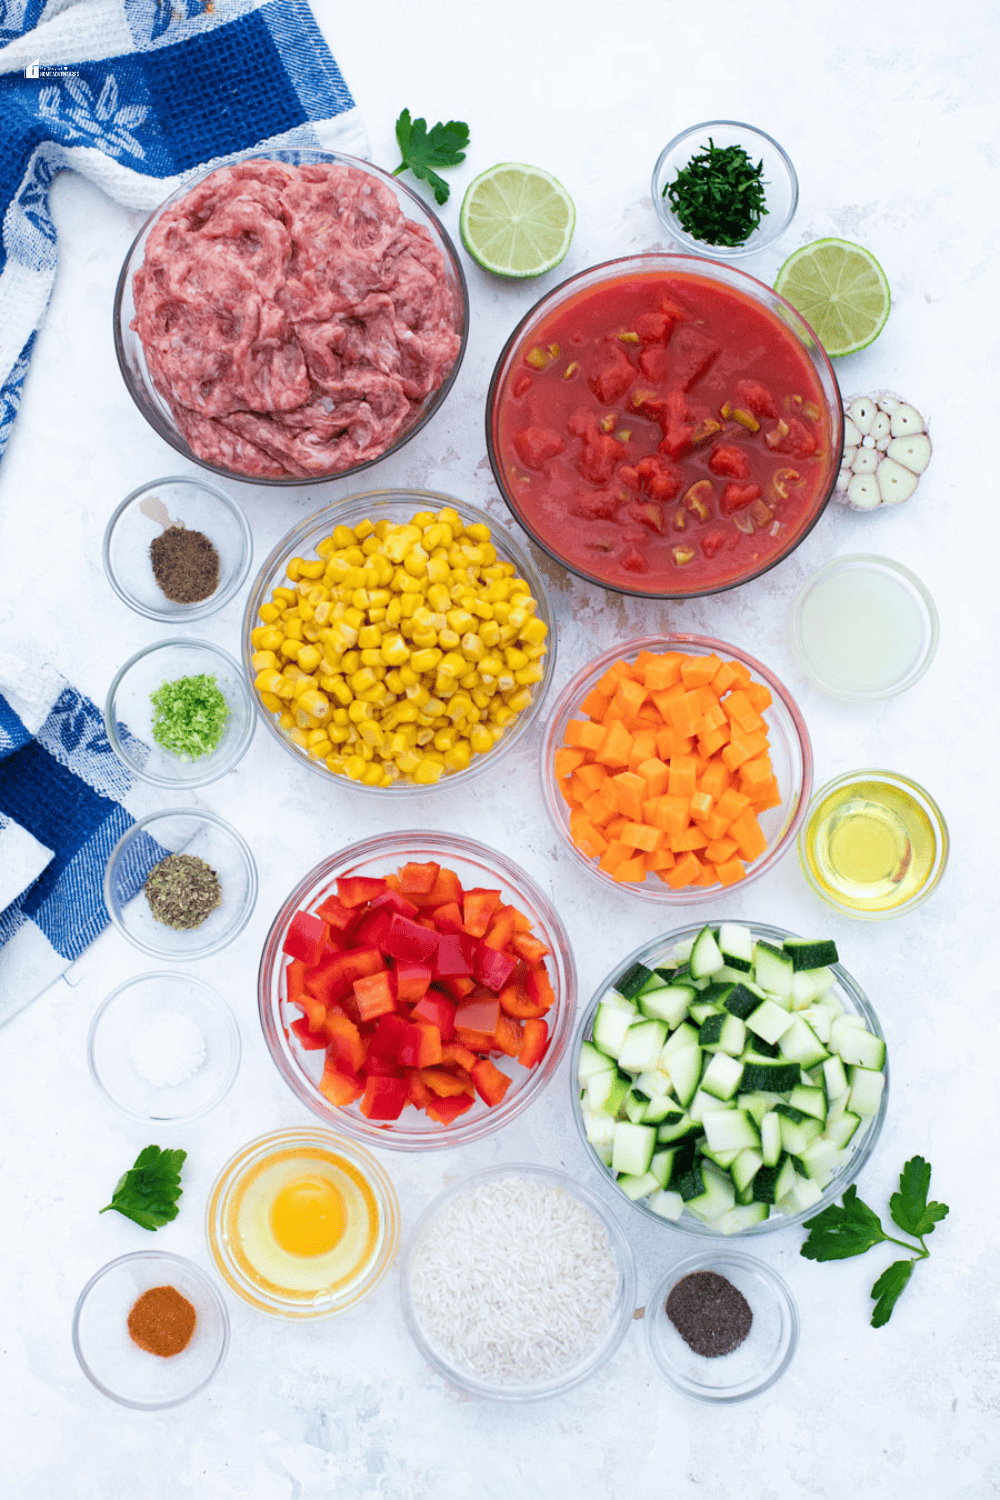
241,491,555,791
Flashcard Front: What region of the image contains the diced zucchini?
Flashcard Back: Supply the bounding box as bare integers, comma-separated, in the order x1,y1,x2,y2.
830,1018,886,1070
582,1109,615,1165
847,1065,885,1118
788,1084,827,1121
611,1120,656,1175
665,1044,702,1107
722,981,766,1019
661,1021,701,1058
740,1056,801,1093
578,1039,615,1084
778,1016,829,1070
821,1054,849,1101
650,1147,676,1189
686,1160,736,1222
585,1068,630,1116
753,1156,797,1204
689,1086,735,1124
624,1088,650,1123
718,921,754,971
702,1108,761,1154
716,1201,770,1234
615,961,657,1000
690,925,725,979
699,1011,746,1057
782,938,839,971
759,1110,782,1166
738,1089,782,1125
730,1146,763,1193
637,984,696,1027
648,1188,684,1220
618,1017,668,1073
826,1109,861,1150
656,1111,698,1144
592,1000,637,1058
753,940,795,997
797,1138,842,1184
617,1170,661,1200
775,1103,824,1155
700,1052,745,1101
746,998,796,1046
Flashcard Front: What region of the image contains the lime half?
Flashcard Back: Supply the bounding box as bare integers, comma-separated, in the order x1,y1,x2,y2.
774,239,890,357
460,163,575,278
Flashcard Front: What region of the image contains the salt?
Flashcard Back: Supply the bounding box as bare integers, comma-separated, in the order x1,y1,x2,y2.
129,1011,207,1088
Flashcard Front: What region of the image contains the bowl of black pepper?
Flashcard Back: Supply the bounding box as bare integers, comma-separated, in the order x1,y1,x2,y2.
643,1250,798,1402
103,476,253,622
103,807,258,959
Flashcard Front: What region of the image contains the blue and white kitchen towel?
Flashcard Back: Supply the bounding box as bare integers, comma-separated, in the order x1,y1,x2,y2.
0,0,369,466
0,651,158,1022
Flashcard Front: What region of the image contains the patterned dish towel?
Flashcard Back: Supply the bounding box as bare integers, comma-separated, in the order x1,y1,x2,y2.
0,651,160,1022
0,0,369,465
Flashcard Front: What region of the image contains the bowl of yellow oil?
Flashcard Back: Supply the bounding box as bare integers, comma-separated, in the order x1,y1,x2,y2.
205,1129,400,1318
799,769,948,918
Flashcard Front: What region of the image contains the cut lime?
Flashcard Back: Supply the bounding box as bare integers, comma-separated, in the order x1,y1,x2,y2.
460,163,575,278
774,239,890,357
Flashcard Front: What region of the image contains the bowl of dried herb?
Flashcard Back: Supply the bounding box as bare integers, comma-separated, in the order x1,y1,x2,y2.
104,638,255,788
652,122,797,259
103,476,253,622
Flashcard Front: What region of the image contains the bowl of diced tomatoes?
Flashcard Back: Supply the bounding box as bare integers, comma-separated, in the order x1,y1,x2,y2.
541,635,812,902
258,831,576,1149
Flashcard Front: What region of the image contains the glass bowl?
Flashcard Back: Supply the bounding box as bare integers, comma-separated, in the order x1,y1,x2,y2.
72,1251,229,1409
401,1163,636,1401
205,1128,400,1319
242,490,556,794
114,150,468,486
541,634,812,904
258,830,576,1150
105,638,255,789
88,972,241,1122
104,807,258,960
652,122,798,258
799,769,949,919
103,476,252,622
643,1249,798,1401
788,554,939,701
570,920,888,1237
486,252,842,599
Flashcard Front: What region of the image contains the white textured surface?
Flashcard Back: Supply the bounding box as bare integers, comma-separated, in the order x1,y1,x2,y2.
2,2,999,1496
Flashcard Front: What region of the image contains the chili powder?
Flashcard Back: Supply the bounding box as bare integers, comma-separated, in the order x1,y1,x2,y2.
127,1284,197,1357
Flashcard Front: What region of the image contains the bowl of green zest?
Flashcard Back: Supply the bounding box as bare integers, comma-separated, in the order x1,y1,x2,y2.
105,638,255,788
652,122,797,259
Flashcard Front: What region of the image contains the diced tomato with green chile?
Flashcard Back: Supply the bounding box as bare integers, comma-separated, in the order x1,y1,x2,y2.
495,270,830,591
281,863,555,1125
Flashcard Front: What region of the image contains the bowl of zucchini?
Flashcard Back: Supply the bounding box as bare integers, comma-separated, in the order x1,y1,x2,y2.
571,920,888,1236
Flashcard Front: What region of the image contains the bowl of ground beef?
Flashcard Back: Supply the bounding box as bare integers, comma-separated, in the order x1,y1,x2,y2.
114,151,469,485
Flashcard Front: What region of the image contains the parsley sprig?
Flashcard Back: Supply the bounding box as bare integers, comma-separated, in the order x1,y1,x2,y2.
664,139,768,247
800,1156,948,1327
393,108,469,205
100,1145,187,1232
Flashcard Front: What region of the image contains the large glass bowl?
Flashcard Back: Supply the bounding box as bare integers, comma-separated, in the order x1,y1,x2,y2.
570,921,888,1238
401,1163,636,1401
258,831,576,1150
114,150,468,486
486,253,842,598
541,634,812,904
242,490,556,794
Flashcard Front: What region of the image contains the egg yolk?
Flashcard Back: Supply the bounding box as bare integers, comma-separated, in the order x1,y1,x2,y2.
269,1175,346,1257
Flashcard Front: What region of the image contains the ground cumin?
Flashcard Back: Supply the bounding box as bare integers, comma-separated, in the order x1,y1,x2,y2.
127,1284,197,1357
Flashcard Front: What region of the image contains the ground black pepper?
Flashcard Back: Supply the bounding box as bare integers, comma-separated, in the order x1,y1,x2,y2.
144,853,222,929
665,1270,753,1357
150,524,220,603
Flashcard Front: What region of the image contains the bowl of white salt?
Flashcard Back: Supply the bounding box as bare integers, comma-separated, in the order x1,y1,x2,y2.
88,972,241,1123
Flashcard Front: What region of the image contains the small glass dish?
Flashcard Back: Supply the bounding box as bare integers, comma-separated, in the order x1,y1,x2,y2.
103,476,253,622
652,122,798,259
570,921,888,1237
114,150,468,486
644,1250,798,1401
88,972,241,1122
104,807,258,960
205,1128,401,1319
105,638,255,789
401,1163,637,1401
72,1251,229,1409
799,768,949,919
258,830,576,1150
788,554,939,701
541,634,812,904
242,489,556,794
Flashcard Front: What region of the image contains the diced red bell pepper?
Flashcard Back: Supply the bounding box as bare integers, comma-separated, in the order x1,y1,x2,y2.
316,892,358,931
518,1017,550,1069
349,906,395,953
359,1075,408,1120
367,888,420,919
347,969,397,1023
397,1021,442,1070
436,974,475,1003
282,909,329,967
433,931,477,980
425,1091,474,1125
407,1071,435,1110
471,1057,512,1107
367,1012,412,1064
395,961,434,1004
411,866,463,909
525,963,556,1011
473,940,518,993
454,991,502,1037
510,931,550,964
482,905,517,952
420,1066,473,1098
440,1040,479,1071
431,900,465,935
498,975,551,1020
399,860,440,898
318,1060,363,1107
303,953,352,1007
325,1012,366,1074
492,1011,523,1059
384,914,440,964
337,875,389,908
462,887,502,937
411,991,456,1040
336,947,386,985
285,958,309,1009
290,1014,328,1050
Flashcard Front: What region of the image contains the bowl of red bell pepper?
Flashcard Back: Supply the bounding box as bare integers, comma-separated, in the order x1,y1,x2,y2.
258,831,577,1148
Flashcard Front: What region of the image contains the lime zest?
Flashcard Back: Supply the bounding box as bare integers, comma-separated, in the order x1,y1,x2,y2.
460,163,575,279
774,238,890,357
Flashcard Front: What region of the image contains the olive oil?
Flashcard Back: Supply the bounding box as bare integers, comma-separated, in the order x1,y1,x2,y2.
801,772,947,915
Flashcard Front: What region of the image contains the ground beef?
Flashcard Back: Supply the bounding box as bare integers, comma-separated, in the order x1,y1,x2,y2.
131,160,463,479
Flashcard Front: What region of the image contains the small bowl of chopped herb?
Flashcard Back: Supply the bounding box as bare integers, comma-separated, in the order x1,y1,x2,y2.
104,807,258,959
105,638,255,788
652,122,797,259
103,476,253,623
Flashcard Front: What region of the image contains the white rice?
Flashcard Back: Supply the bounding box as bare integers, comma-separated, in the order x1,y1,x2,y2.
408,1174,620,1383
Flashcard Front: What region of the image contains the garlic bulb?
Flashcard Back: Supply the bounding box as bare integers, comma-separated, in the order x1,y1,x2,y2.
835,392,932,510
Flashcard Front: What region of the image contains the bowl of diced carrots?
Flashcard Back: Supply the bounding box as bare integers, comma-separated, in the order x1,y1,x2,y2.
541,635,812,902
258,830,576,1149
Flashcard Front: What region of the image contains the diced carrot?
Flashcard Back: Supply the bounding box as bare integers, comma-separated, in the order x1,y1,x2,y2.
641,653,684,691
648,794,690,835
569,809,609,858
579,687,612,719
746,681,773,712
715,855,747,887
728,807,768,861
664,690,702,736
670,824,709,853
554,746,585,780
716,787,752,825
662,850,703,888
689,789,714,820
594,718,633,766
667,756,698,798
609,769,647,820
575,762,609,793
704,836,739,864
699,760,731,799
680,652,723,687
619,821,662,853
627,729,659,769
612,855,648,883
710,661,738,695
739,754,774,790
697,725,730,758
598,839,632,875
564,717,605,751
636,756,670,798
608,676,647,719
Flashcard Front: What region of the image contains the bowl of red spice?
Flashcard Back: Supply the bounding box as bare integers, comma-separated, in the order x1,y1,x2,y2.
103,476,253,622
258,830,576,1150
72,1250,229,1408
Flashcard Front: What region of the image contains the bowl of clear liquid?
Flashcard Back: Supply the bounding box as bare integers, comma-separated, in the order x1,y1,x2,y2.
788,555,938,701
